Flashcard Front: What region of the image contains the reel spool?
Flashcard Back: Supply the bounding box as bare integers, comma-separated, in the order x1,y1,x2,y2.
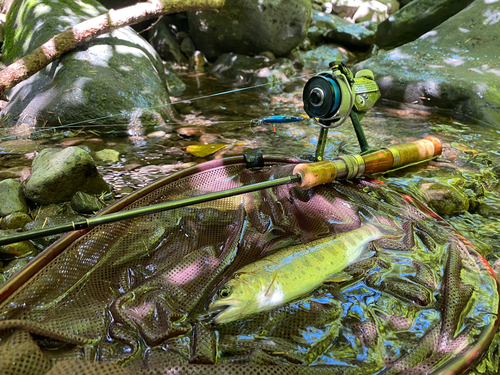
302,62,381,159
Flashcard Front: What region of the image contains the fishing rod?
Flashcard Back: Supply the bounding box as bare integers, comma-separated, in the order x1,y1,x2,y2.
0,136,441,246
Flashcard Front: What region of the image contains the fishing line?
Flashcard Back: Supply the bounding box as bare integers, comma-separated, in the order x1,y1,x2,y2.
0,72,317,141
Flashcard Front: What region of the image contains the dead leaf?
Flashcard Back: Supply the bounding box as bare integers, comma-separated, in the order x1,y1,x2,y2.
186,144,230,157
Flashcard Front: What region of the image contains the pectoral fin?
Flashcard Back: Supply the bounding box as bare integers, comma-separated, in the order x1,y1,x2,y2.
265,270,279,297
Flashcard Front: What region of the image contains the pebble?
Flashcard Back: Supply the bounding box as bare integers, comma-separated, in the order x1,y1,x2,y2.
176,127,205,137
147,131,167,138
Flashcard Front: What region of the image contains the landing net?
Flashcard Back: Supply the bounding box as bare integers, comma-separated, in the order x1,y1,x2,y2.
0,157,497,375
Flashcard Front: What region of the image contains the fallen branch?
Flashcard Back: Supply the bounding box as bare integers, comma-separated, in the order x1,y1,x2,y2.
0,0,225,99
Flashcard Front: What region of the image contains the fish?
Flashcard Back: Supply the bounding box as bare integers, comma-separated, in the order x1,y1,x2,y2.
208,222,397,324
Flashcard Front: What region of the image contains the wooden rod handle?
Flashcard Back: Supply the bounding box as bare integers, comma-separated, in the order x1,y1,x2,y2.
293,137,442,190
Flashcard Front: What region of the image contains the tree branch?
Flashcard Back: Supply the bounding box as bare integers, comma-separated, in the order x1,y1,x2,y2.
0,0,225,99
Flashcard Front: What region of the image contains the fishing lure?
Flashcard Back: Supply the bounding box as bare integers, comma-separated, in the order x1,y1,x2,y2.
252,115,305,132
260,115,304,124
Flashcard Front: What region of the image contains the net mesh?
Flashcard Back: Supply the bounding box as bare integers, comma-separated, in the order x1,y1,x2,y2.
0,160,497,375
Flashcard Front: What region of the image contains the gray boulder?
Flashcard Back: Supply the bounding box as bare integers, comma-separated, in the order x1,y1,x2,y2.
311,10,377,48
24,147,111,205
376,0,475,49
211,53,295,89
354,0,500,127
187,0,312,60
0,179,29,217
1,0,178,134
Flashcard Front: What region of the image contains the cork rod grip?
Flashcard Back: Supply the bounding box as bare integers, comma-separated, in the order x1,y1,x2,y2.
293,161,337,190
293,136,442,190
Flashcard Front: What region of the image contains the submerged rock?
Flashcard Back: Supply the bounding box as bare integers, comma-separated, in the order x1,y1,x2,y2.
0,179,29,217
419,180,469,215
24,147,111,205
1,0,178,134
187,0,312,60
354,0,500,127
1,258,30,280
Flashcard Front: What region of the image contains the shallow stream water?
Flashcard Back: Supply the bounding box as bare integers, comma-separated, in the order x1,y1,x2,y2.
1,69,500,373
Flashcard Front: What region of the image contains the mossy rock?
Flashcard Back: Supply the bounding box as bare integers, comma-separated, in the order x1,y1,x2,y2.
1,0,178,133
419,180,469,215
187,0,311,60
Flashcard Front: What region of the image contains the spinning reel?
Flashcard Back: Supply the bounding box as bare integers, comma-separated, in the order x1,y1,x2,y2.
302,62,381,160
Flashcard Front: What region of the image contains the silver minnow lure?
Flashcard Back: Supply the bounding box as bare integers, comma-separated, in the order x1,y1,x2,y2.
208,223,389,324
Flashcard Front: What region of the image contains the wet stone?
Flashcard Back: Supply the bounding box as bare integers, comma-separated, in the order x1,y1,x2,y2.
71,191,103,214
147,131,167,138
0,212,32,230
24,147,111,205
32,202,77,219
2,258,30,280
0,139,43,154
0,179,29,217
419,180,469,216
311,10,377,48
24,214,85,250
62,130,76,138
59,138,85,148
193,51,209,73
176,127,205,137
0,229,37,258
0,166,31,180
95,149,120,162
300,44,349,70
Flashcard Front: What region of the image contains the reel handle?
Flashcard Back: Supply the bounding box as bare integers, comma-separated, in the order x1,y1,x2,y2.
294,136,442,190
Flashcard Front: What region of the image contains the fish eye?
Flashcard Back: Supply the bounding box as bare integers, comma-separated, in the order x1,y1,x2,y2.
218,286,233,299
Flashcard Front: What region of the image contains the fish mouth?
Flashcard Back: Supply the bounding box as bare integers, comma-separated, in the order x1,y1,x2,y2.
208,300,240,325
